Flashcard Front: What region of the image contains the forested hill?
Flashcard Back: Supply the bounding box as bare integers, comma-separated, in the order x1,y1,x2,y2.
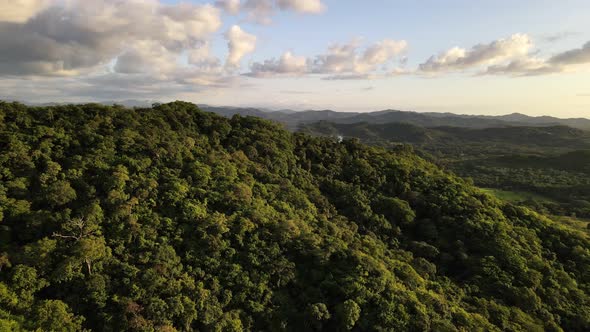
300,121,590,219
300,121,590,156
1,101,589,331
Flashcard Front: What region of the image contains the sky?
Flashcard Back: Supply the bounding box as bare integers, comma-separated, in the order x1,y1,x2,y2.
1,0,589,117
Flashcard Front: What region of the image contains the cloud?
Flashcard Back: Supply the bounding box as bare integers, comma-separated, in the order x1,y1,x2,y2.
313,39,407,76
361,40,408,67
225,25,257,68
549,41,590,66
0,0,222,77
0,0,51,23
215,0,241,14
483,40,590,76
540,31,579,43
322,73,376,80
310,40,360,74
0,0,248,102
3,0,590,106
281,90,312,95
247,38,407,79
277,0,325,13
188,42,221,70
0,0,325,102
419,33,532,73
419,34,590,77
113,40,177,75
243,0,278,24
483,57,557,76
242,0,325,23
246,51,307,77
1,66,239,103
388,67,413,76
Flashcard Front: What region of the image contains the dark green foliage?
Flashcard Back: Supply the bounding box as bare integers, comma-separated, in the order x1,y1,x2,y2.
302,121,590,218
457,151,590,218
0,101,589,331
300,121,590,157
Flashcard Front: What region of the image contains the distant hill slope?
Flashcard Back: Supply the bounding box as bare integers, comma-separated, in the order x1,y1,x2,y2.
300,120,590,219
199,105,590,130
300,121,590,156
491,112,590,129
484,150,590,174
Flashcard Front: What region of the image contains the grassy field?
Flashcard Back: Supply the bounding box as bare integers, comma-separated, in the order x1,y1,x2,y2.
480,188,554,203
553,215,590,239
481,188,589,237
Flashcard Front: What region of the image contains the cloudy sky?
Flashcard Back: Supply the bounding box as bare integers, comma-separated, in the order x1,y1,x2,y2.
1,0,590,116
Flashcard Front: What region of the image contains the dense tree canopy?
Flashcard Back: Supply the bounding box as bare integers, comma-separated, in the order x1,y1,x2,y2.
0,101,589,331
301,121,590,219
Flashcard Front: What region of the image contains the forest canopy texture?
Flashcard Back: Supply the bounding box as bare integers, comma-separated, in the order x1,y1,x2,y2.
0,101,589,331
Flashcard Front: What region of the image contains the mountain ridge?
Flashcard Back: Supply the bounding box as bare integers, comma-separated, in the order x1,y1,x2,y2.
197,105,590,130
16,100,589,129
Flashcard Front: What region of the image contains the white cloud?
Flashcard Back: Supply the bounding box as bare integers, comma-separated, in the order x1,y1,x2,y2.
0,0,51,23
225,25,257,68
113,40,177,75
0,0,239,101
0,0,327,101
312,40,360,73
0,0,222,76
357,39,408,73
549,41,590,66
485,40,590,76
215,0,241,15
322,73,375,81
419,33,533,73
242,0,325,23
243,0,276,24
246,38,407,79
277,0,325,14
540,31,579,43
483,57,557,76
313,39,408,75
417,34,590,76
388,67,413,76
188,42,221,70
246,34,590,80
247,51,307,77
158,3,222,42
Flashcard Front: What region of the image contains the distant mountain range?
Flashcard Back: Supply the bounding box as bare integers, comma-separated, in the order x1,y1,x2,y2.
18,100,590,130
198,105,590,130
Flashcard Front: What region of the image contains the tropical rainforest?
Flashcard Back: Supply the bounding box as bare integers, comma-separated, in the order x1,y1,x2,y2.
301,121,590,220
0,101,589,331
